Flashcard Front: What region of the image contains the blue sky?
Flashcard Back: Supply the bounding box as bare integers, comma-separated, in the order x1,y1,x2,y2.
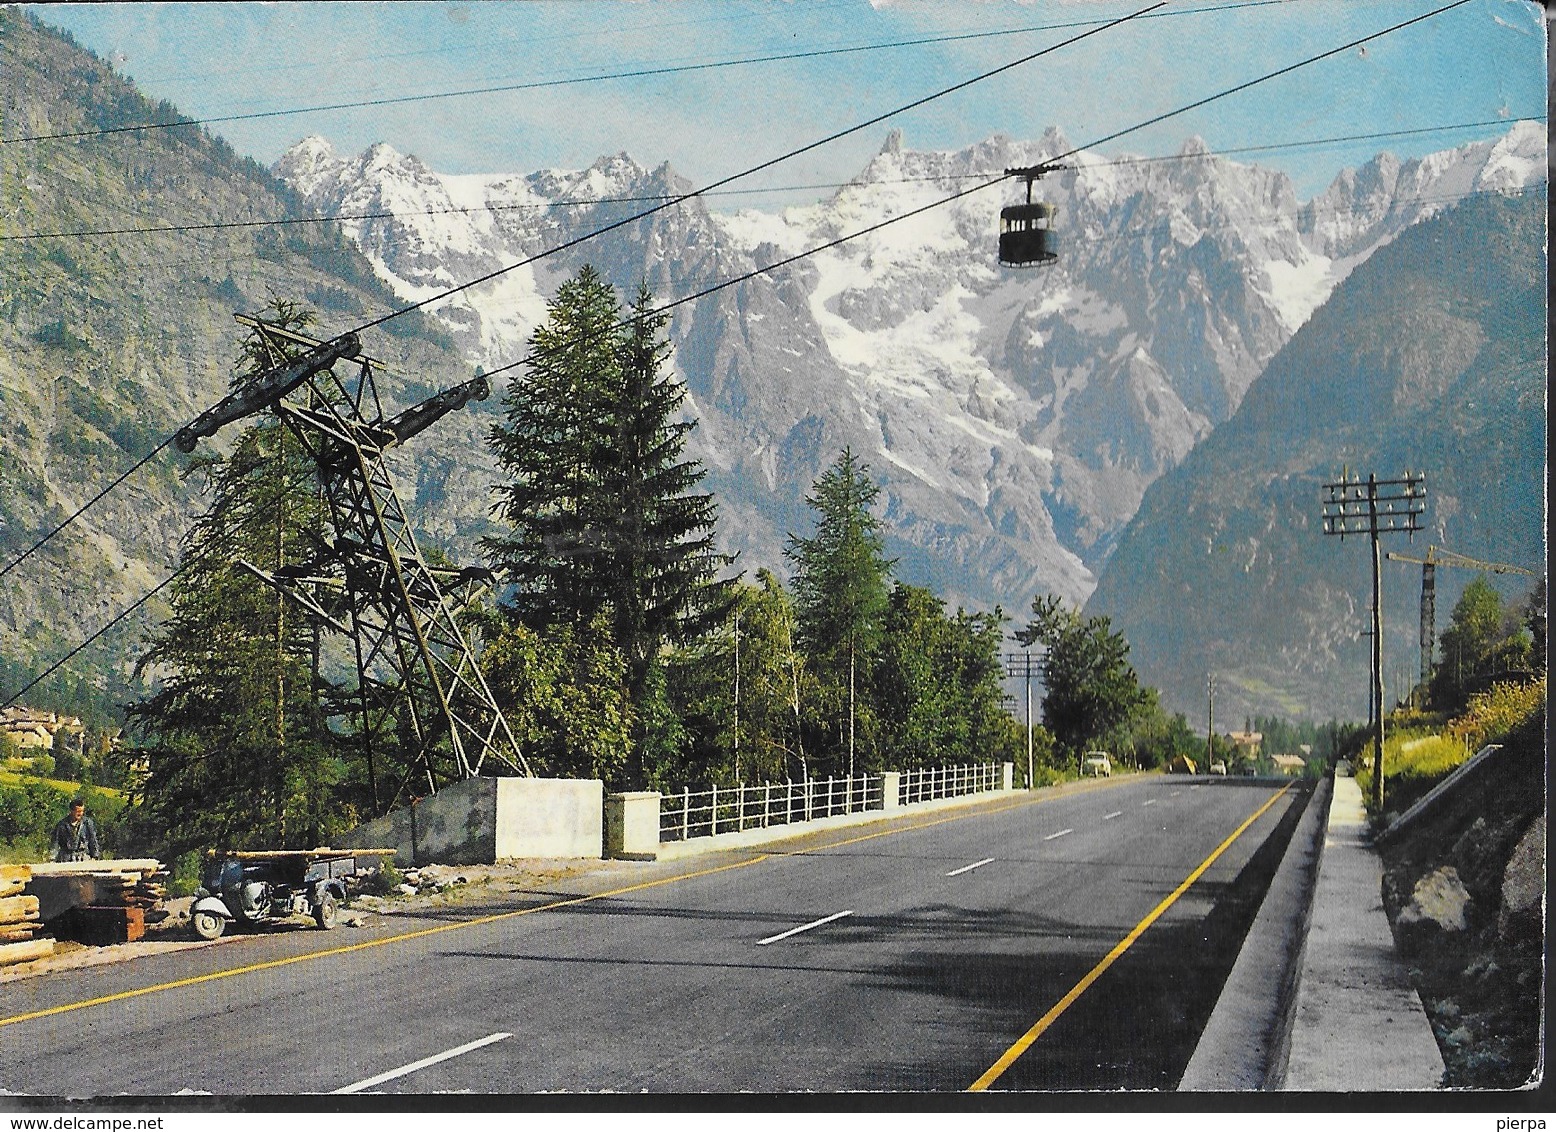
27,0,1548,204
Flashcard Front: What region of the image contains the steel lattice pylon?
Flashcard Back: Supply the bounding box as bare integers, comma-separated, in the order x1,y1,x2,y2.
176,315,529,811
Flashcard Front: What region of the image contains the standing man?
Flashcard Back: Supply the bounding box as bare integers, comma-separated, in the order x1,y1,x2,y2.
51,798,99,862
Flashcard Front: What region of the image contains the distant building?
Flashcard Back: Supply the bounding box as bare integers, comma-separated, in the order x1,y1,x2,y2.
1,706,84,753
1270,753,1307,776
1227,731,1263,759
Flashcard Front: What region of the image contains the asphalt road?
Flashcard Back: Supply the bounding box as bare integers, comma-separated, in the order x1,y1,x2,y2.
1,775,1307,1096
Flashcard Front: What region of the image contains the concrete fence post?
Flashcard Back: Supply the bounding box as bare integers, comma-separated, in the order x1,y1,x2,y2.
880,771,901,810
1001,762,1014,791
605,792,662,860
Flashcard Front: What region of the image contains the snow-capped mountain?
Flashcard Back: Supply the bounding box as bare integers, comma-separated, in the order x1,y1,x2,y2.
275,121,1543,611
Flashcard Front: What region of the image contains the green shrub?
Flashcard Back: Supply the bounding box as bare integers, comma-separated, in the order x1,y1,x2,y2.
168,850,204,897
1015,762,1067,789
1357,678,1546,819
1447,678,1545,753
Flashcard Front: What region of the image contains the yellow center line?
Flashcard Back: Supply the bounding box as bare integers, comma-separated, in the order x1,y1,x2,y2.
0,775,1130,1033
967,782,1294,1092
0,853,768,1030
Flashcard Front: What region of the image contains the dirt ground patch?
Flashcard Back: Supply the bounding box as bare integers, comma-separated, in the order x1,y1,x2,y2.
0,857,614,983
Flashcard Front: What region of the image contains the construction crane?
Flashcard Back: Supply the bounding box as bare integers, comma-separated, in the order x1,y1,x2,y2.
1385,545,1538,689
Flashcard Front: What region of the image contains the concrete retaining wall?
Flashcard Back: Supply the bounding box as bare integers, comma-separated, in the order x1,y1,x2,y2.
496,777,602,858
343,776,603,865
345,764,1013,866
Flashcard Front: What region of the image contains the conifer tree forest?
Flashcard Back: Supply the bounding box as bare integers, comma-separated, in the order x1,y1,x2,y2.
101,271,1214,854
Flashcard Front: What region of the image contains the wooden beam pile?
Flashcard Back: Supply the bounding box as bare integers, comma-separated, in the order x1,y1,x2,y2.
28,859,167,945
0,865,54,967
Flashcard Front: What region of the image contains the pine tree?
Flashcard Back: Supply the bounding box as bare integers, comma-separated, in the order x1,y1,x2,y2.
485,269,731,788
786,448,893,779
485,265,621,628
596,284,732,680
127,302,343,853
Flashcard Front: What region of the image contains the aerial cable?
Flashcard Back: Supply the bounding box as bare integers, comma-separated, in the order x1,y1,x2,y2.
4,115,1540,245
0,464,321,710
1091,118,1546,170
0,0,1486,614
471,0,1488,379
1046,0,1475,166
4,0,1278,147
25,178,1520,707
351,2,1167,333
0,437,175,585
2,564,177,710
0,4,1161,584
131,0,859,86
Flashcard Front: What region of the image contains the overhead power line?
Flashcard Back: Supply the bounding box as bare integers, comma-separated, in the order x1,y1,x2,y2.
0,0,1486,684
356,0,1477,340
0,3,1161,588
6,0,1281,147
349,2,1167,334
3,116,1540,244
2,563,176,710
0,438,175,586
0,465,323,710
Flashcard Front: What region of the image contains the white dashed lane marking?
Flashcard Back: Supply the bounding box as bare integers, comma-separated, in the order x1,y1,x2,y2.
756,910,855,946
333,1032,512,1094
946,858,996,877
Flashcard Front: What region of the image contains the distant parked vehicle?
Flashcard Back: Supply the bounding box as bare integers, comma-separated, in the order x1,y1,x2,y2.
1210,760,1227,775
1167,754,1197,775
1082,751,1112,777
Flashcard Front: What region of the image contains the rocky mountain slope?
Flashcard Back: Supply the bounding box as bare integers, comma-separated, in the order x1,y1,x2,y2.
0,11,475,717
2,9,1543,730
277,121,1543,614
1084,188,1546,722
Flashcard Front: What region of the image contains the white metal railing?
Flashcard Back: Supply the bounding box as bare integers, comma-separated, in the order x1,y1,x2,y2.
658,773,884,843
898,762,999,806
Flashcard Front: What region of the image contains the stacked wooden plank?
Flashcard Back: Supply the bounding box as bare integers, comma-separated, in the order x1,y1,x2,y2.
0,865,54,967
28,858,165,945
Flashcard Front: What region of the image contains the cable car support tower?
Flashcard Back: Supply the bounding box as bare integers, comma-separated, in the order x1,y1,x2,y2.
175,315,530,813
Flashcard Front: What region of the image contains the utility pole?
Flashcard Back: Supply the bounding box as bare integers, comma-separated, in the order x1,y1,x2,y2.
732,608,741,783
1206,671,1215,770
1321,470,1426,813
1004,649,1044,788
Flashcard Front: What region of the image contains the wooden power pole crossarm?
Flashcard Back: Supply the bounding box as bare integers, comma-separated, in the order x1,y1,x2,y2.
1321,471,1427,814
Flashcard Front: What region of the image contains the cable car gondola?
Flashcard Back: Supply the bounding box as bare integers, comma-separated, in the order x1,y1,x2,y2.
999,163,1061,268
